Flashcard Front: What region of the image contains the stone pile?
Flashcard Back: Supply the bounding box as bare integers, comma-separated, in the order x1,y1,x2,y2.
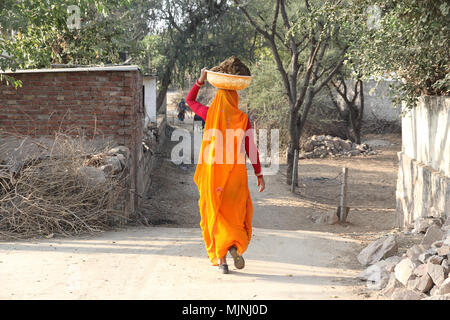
80,146,130,184
299,135,377,159
356,216,450,300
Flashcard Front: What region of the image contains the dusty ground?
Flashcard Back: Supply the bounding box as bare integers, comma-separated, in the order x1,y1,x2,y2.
0,92,410,300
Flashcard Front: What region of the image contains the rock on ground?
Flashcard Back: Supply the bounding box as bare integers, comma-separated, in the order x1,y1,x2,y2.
437,278,450,295
77,166,106,185
422,293,450,300
356,261,390,290
415,274,434,293
418,248,437,264
391,288,426,300
357,235,398,266
427,255,444,265
442,217,450,231
107,146,130,159
384,256,402,272
413,264,428,277
427,263,445,287
442,259,449,275
406,244,425,262
437,246,450,257
358,216,450,300
381,273,403,298
421,225,444,247
299,135,374,159
412,217,442,234
394,258,417,286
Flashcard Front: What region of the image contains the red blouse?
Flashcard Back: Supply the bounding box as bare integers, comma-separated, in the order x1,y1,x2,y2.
186,82,262,176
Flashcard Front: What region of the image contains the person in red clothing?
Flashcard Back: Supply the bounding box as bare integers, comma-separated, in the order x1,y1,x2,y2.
187,68,265,274
186,68,265,182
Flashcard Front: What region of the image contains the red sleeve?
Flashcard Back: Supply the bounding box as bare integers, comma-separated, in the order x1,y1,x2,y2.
245,120,262,176
187,82,261,176
186,82,209,121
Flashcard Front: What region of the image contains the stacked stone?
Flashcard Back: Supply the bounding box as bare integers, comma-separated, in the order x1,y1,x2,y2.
79,146,130,184
356,216,450,300
299,135,377,159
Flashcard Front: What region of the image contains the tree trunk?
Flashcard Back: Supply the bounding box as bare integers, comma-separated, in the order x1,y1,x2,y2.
348,80,364,144
156,67,172,112
355,80,364,144
286,107,299,185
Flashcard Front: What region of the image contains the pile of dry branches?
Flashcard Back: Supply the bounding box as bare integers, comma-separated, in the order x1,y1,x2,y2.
0,133,127,240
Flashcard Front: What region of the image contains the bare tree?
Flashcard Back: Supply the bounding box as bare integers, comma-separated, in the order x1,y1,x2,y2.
233,0,347,184
154,0,229,111
328,74,364,144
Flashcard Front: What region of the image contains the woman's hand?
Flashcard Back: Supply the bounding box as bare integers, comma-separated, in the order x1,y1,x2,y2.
199,67,207,84
257,175,265,192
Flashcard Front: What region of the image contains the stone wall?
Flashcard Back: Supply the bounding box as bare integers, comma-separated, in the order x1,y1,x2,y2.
396,96,450,228
136,115,167,208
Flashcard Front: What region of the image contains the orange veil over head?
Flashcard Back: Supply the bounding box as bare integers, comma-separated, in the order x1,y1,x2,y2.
194,89,253,265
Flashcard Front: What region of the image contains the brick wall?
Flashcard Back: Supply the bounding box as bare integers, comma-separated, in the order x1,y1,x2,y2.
0,68,143,144
0,67,145,217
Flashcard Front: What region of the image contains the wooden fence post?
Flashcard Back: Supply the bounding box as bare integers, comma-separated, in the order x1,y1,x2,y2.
339,167,349,222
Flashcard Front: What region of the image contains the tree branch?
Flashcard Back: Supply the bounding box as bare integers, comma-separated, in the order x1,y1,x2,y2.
233,0,270,38
293,40,322,113
313,47,348,95
234,0,292,104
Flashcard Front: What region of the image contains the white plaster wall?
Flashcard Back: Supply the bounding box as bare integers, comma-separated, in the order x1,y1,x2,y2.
402,96,450,176
143,77,157,126
337,79,401,122
396,96,450,227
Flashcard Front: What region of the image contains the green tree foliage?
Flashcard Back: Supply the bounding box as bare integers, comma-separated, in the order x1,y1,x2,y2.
245,57,290,147
0,0,154,70
136,0,259,109
245,56,340,150
344,0,450,109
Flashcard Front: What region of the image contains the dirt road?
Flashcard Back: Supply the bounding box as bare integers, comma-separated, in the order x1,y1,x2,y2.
0,140,400,300
0,225,364,299
0,97,402,299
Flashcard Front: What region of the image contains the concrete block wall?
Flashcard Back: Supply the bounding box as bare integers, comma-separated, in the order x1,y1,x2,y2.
396,96,450,228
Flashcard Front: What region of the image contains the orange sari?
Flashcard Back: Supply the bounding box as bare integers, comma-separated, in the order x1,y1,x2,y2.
194,89,253,265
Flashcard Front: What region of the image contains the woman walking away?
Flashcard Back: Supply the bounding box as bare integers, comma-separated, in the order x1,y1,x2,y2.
186,67,265,274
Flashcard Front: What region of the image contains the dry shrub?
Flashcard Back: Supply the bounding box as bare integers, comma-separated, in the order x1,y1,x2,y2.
0,132,127,240
361,118,402,135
